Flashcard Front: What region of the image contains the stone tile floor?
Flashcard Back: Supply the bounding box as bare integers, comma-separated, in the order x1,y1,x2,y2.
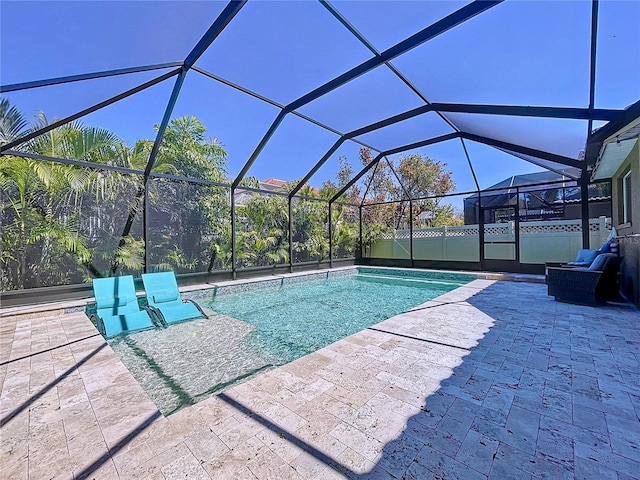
1,277,639,479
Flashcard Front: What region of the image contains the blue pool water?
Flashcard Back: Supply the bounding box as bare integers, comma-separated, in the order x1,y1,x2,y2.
206,272,468,367
109,270,470,414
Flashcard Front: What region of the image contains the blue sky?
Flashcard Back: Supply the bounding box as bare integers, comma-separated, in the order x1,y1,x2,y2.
2,0,639,197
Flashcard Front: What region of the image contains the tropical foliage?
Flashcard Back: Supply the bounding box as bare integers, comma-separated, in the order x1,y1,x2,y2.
1,101,134,289
147,116,230,274
0,102,230,290
0,100,457,291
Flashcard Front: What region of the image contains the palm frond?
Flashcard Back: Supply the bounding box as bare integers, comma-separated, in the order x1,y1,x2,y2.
114,236,145,271
0,98,28,144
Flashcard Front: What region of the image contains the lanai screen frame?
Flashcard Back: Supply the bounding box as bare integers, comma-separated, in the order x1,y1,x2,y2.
0,0,630,304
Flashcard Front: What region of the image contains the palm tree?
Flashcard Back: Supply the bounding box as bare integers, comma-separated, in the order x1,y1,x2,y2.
0,98,28,145
0,105,132,288
145,116,229,274
235,194,289,267
0,154,92,289
291,197,329,262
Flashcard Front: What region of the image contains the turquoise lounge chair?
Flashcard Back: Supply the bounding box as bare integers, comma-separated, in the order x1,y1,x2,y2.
142,271,207,326
92,275,155,338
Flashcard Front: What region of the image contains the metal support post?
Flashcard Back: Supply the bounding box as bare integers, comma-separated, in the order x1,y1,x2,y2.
288,197,293,273
328,202,333,268
580,176,591,249
359,206,363,259
143,180,150,273
514,187,520,262
230,187,237,279
478,190,485,268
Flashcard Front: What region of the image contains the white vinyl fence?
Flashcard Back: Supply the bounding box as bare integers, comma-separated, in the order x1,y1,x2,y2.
368,217,610,264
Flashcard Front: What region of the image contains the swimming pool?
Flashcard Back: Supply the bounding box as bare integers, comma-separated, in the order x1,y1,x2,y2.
108,268,471,414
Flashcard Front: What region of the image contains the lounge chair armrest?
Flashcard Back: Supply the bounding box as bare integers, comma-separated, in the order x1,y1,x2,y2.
144,305,167,328
185,299,208,319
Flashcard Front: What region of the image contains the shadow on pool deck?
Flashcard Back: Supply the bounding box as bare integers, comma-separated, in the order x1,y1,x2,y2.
208,281,640,479
1,280,638,479
0,341,108,428
383,282,637,479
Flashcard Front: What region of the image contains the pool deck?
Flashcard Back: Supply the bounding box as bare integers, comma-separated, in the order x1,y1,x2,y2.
1,274,639,479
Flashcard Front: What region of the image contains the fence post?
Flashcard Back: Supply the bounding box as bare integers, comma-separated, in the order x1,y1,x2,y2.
409,200,414,267
442,225,447,260
392,228,396,258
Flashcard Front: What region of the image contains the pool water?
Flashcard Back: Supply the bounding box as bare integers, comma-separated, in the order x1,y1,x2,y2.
208,273,467,366
108,271,469,415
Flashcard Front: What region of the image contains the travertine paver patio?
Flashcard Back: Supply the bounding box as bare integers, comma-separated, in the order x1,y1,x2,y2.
1,277,639,479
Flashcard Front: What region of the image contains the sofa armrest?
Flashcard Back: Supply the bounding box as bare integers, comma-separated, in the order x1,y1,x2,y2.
547,267,603,304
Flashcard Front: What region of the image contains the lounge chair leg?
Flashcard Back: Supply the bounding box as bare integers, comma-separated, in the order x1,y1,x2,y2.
90,314,105,336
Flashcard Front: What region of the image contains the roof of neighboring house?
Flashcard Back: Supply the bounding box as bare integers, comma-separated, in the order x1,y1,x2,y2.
464,170,612,208
485,171,573,190
260,178,320,194
234,178,321,200
260,178,288,191
464,171,574,201
561,192,611,204
263,178,286,186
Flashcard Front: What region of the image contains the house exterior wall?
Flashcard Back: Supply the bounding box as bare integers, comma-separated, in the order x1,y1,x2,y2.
611,140,640,306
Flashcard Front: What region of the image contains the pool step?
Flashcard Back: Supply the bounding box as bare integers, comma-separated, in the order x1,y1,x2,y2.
357,273,467,286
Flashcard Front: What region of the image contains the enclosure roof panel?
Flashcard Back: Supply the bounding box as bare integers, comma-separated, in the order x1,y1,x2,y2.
194,0,374,105
0,1,225,85
594,0,640,109
391,0,592,108
2,0,639,187
328,1,469,53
